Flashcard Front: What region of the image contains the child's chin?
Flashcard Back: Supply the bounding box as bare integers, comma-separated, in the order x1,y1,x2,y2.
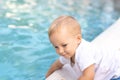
63,56,71,59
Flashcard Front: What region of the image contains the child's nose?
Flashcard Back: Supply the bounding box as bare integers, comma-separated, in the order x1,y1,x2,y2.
58,48,64,55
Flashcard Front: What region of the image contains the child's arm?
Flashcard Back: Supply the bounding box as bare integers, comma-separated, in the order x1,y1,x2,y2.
78,64,95,80
46,59,63,78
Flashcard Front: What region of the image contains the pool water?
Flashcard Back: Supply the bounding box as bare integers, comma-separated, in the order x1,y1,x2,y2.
0,0,119,80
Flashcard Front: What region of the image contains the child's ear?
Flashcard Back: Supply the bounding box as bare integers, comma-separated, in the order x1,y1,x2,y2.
76,34,81,44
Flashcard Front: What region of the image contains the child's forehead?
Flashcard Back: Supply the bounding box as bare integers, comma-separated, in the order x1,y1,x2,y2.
54,26,74,36
50,32,74,45
51,31,75,44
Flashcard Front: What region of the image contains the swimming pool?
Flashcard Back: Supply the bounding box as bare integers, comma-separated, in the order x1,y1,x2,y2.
0,0,119,80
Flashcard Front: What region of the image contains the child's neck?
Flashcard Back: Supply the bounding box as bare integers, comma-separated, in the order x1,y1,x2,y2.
70,56,75,67
71,54,75,64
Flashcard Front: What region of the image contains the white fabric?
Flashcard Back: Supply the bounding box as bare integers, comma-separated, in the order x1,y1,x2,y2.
59,39,120,80
46,64,77,80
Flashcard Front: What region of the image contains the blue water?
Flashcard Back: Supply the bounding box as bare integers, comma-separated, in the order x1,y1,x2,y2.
0,0,119,80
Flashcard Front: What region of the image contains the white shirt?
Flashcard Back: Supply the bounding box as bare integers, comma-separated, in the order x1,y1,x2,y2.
59,39,120,80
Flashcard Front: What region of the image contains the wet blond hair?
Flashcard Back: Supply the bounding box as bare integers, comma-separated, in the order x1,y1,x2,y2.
48,15,81,37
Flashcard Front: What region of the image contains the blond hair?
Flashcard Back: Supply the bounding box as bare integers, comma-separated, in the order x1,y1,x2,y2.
48,15,81,37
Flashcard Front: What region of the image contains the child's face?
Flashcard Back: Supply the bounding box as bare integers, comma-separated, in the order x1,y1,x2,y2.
50,28,81,59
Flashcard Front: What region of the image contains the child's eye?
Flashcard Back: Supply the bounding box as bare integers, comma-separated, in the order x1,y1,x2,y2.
62,44,67,47
55,46,58,48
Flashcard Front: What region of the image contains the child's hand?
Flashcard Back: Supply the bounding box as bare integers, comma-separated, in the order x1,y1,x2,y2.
61,78,66,80
46,72,52,78
46,59,63,78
